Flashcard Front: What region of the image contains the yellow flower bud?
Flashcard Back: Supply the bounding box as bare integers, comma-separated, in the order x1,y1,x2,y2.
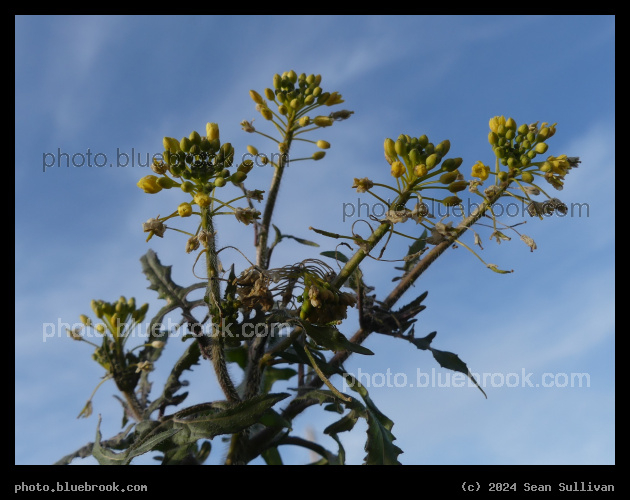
95,324,105,334
230,171,247,184
312,151,326,160
325,92,344,106
505,117,517,131
194,193,211,207
521,171,534,183
316,140,330,149
273,73,282,89
250,90,264,104
313,116,333,127
384,138,397,159
180,137,192,153
278,105,288,115
287,70,297,83
534,142,548,154
264,88,275,100
498,171,508,182
206,122,220,141
260,107,273,120
299,116,311,127
414,164,428,177
214,177,227,188
137,175,163,194
163,137,181,152
178,202,193,217
79,315,91,327
181,181,194,193
391,161,405,178
247,145,258,155
189,131,201,145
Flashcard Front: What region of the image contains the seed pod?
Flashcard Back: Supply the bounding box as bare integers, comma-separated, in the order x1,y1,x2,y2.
442,196,462,207
448,181,468,193
439,171,459,184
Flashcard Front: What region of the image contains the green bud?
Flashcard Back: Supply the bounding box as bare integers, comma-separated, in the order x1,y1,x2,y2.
304,95,314,105
189,144,200,155
395,138,407,156
497,124,507,137
260,107,273,120
426,154,440,169
448,181,468,193
312,151,326,161
424,143,435,155
264,88,275,100
316,92,330,105
505,129,515,140
520,155,531,167
206,122,220,141
540,162,552,172
435,139,451,156
181,181,194,193
317,140,330,149
247,145,258,155
287,70,297,83
534,142,548,154
522,139,531,150
156,177,178,189
273,74,282,89
79,314,92,327
507,157,519,169
527,150,537,159
312,86,322,97
488,131,499,145
506,117,517,131
498,171,509,182
249,90,264,104
238,159,254,173
91,300,102,318
517,123,529,135
526,132,536,143
214,177,227,187
409,148,421,165
189,131,201,145
230,171,247,184
439,171,459,184
521,171,534,183
498,137,507,146
314,74,322,86
494,147,505,158
200,137,211,152
537,127,550,140
417,135,429,148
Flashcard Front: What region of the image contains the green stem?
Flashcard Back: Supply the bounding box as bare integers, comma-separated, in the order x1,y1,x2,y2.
201,206,240,403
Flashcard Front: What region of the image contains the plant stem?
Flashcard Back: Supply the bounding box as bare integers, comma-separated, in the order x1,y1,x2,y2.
256,119,294,269
201,206,240,403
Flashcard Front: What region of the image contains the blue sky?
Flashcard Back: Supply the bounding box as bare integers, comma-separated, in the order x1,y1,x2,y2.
15,15,615,465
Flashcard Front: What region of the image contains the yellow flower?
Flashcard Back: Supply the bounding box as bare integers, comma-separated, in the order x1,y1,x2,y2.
178,202,193,217
489,116,506,134
194,193,211,208
137,175,163,194
471,161,490,181
325,92,344,106
547,154,570,176
391,161,405,178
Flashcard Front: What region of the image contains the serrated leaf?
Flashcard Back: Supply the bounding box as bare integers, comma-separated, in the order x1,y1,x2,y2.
302,323,373,355
93,416,130,465
172,393,290,443
261,367,297,394
429,347,487,398
342,375,402,465
127,426,181,460
257,408,292,429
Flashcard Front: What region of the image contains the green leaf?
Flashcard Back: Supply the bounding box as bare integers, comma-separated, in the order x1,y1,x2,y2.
429,348,487,399
172,393,290,443
126,427,182,460
257,409,292,429
302,323,374,355
324,409,361,435
403,230,427,271
342,374,403,465
261,447,283,465
261,367,298,394
92,416,130,465
409,331,437,350
225,344,248,369
320,250,349,263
